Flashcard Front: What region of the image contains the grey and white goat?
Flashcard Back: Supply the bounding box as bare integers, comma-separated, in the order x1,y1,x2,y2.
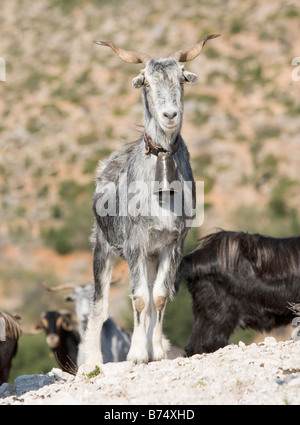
43,282,131,365
82,35,220,366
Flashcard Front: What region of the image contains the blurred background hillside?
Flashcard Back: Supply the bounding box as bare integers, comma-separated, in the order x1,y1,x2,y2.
0,0,300,381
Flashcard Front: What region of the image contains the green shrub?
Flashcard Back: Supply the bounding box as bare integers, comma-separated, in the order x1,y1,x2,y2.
164,283,194,348
284,4,299,18
83,148,112,174
42,227,74,254
58,180,87,200
268,177,296,218
255,125,282,141
192,154,215,193
42,180,95,254
230,18,244,34
184,227,201,255
231,200,300,238
229,328,256,345
77,131,99,146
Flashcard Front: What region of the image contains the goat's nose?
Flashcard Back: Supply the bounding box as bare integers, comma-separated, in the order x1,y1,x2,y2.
46,333,59,349
163,111,177,120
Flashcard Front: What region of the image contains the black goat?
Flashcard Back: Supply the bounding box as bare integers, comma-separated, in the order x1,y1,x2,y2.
180,230,300,356
37,311,80,374
0,311,22,384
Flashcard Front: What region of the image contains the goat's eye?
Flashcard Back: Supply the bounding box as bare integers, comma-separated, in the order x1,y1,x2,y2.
145,82,150,87
180,77,185,84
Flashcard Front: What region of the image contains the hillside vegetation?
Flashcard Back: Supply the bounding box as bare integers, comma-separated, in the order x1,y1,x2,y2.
0,0,299,248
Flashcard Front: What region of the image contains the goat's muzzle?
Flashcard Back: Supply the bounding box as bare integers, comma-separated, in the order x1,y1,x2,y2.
46,333,60,349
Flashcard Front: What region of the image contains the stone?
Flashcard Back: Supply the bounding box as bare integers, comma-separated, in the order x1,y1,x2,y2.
0,382,15,397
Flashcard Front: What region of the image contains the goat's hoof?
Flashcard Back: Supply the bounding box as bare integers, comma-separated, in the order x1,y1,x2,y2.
151,344,167,362
151,351,167,362
127,351,149,365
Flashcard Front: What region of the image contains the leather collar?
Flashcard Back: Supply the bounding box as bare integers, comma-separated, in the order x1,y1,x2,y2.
144,133,180,156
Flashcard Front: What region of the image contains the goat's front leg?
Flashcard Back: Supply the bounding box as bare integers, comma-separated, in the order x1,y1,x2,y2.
151,248,181,361
127,253,150,364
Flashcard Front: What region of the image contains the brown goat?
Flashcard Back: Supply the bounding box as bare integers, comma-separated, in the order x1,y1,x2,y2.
0,311,22,384
36,310,80,374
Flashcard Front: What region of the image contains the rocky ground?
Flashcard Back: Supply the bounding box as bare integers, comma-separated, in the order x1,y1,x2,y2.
1,337,300,405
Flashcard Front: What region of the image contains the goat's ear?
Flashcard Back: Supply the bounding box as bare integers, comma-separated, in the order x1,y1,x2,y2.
132,73,145,89
36,313,48,330
35,320,46,330
35,321,43,330
183,70,198,84
61,314,76,331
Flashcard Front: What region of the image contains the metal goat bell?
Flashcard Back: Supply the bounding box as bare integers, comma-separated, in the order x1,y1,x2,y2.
153,152,178,196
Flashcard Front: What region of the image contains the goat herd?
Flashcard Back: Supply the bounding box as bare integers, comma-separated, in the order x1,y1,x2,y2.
0,283,133,384
1,36,300,386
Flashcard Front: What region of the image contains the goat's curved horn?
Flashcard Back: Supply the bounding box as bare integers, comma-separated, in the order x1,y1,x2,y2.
23,329,42,335
42,282,76,292
94,40,151,64
169,34,221,62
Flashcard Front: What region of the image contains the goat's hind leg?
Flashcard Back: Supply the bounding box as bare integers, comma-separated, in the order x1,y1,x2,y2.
82,239,115,368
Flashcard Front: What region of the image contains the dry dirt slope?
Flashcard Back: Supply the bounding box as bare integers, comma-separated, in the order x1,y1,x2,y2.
1,338,300,405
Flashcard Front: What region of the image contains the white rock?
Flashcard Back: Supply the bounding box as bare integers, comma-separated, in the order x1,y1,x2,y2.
1,339,300,405
49,368,73,381
263,337,277,346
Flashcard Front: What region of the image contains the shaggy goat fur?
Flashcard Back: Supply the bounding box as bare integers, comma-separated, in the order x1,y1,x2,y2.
181,230,300,355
